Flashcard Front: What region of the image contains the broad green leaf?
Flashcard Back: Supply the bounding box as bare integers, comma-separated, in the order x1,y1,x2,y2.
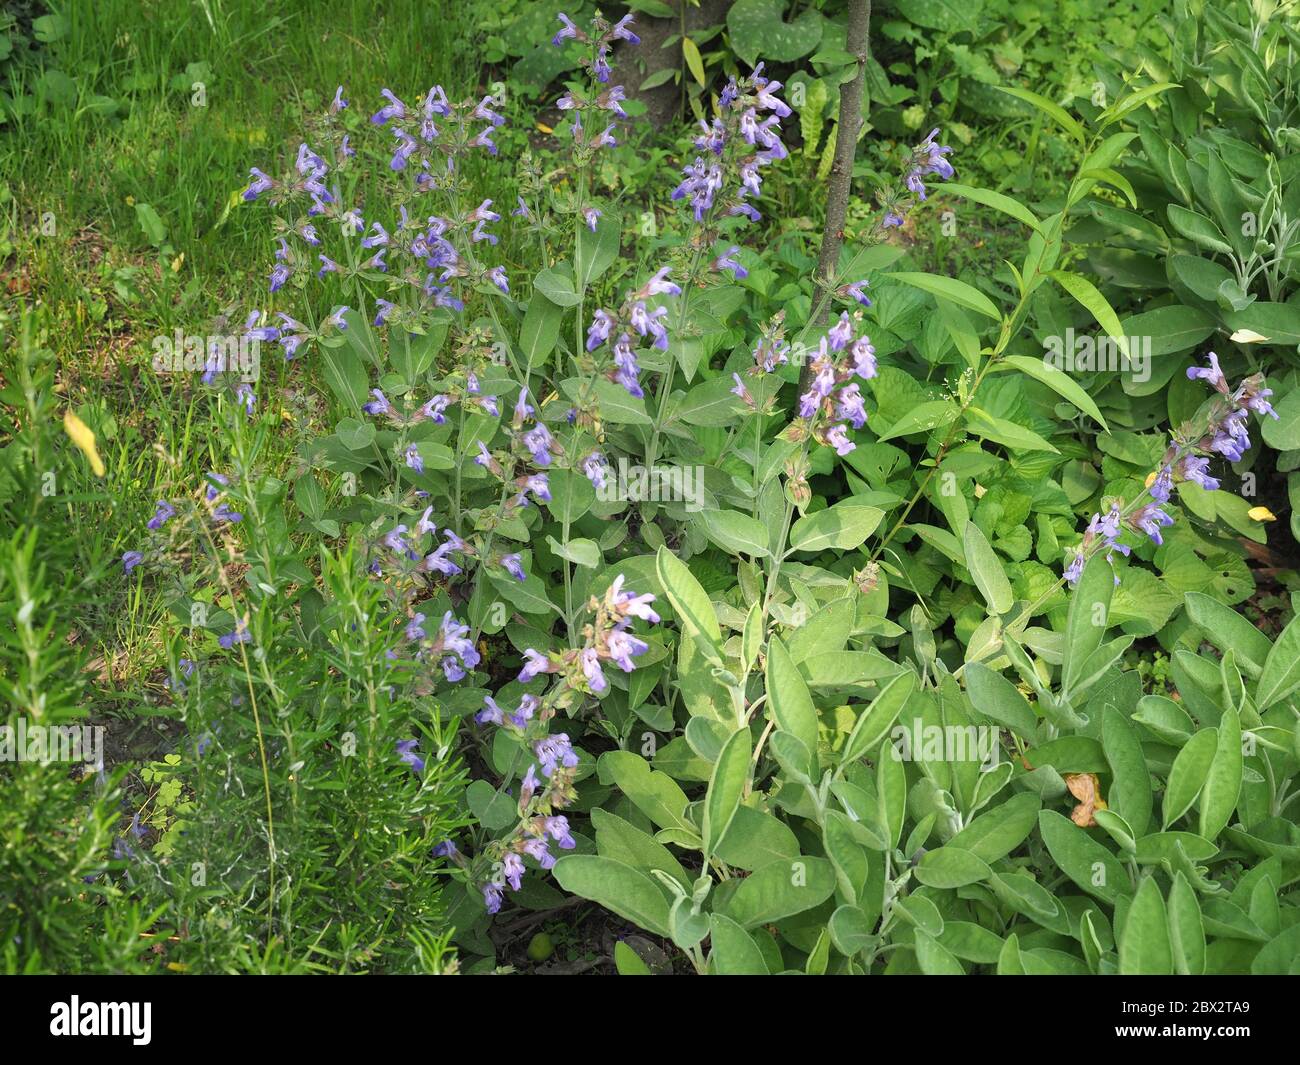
940,182,1042,232
1062,553,1113,697
842,671,917,764
1184,592,1271,677
1162,727,1218,829
1199,707,1242,840
889,271,1001,320
553,855,672,938
950,792,1041,863
1167,872,1206,975
721,856,837,928
962,521,1013,614
703,727,752,859
655,546,722,650
1257,612,1300,709
994,85,1084,140
1038,810,1128,904
914,845,992,888
708,914,769,974
1102,706,1152,840
766,638,819,778
789,501,883,552
1049,270,1130,363
696,510,771,559
964,661,1037,737
1119,876,1173,975
999,354,1108,430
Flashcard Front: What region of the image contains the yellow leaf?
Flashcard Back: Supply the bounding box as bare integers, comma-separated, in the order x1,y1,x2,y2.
682,36,706,88
1248,506,1277,522
536,122,554,134
62,410,105,477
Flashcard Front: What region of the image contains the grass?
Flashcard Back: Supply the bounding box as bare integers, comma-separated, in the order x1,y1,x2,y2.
1,0,496,721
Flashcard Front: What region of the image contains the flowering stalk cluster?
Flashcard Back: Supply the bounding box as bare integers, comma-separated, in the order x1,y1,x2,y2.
439,576,656,911
776,310,877,457
1064,352,1277,584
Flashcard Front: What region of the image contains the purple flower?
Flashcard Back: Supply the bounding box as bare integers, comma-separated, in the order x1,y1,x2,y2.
519,648,552,682
843,280,872,307
502,853,525,891
581,647,607,692
406,613,427,642
582,206,602,232
712,245,747,279
371,88,406,125
243,167,273,201
534,734,579,777
553,13,580,46
1129,501,1175,546
581,452,609,490
433,839,457,859
364,389,391,415
147,500,176,530
404,444,424,474
522,835,555,870
482,882,503,913
610,14,639,43
396,738,425,773
501,553,527,582
122,550,143,573
219,624,251,649
836,384,868,429
522,423,555,466
1187,351,1227,392
1177,455,1220,492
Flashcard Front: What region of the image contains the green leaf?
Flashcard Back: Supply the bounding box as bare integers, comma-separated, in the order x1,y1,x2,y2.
914,930,965,974
963,521,1013,614
1162,727,1219,829
999,355,1108,430
940,182,1041,232
703,727,752,859
964,661,1037,737
1102,706,1153,840
1257,612,1300,709
1183,592,1271,677
575,215,620,290
655,546,722,651
1119,876,1173,975
875,400,960,442
789,501,883,552
613,940,654,975
1167,872,1206,975
681,36,706,87
1062,553,1113,697
727,0,824,67
1049,270,1130,363
889,271,1001,320
600,751,694,835
994,85,1084,140
708,914,769,974
767,637,819,778
1038,810,1128,903
950,792,1041,863
553,855,672,938
914,846,992,889
1199,707,1242,840
877,736,907,850
721,856,837,928
695,510,771,559
1167,205,1233,255
520,293,563,368
964,407,1059,453
842,671,917,764
676,374,744,427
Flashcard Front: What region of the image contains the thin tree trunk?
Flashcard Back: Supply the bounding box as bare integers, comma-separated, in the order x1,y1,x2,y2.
800,0,870,391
